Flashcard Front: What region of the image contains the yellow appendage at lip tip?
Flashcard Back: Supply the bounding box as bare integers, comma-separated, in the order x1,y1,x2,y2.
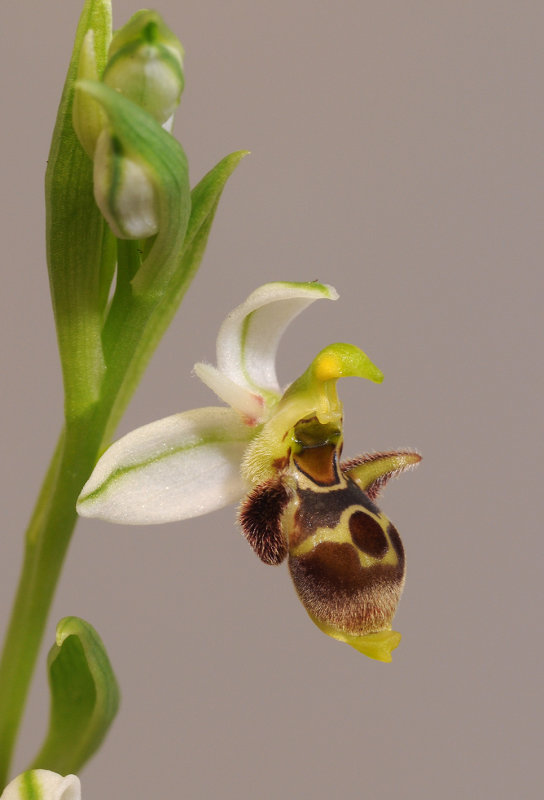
310,613,402,662
347,630,402,662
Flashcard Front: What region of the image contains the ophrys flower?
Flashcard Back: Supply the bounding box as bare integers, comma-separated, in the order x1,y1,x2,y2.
77,281,420,661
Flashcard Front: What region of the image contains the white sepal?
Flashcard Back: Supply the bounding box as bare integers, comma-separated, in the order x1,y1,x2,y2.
0,771,81,800
215,281,338,398
77,407,253,524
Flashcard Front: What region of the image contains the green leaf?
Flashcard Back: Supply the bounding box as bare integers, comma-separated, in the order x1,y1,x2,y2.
46,0,114,418
153,149,251,341
185,150,250,252
29,617,119,775
101,150,249,442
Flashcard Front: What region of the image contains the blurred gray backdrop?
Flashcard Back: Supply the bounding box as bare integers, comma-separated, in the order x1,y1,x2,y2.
0,1,541,798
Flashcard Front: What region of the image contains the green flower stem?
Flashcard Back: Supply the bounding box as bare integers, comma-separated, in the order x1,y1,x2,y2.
0,209,221,784
0,414,103,788
0,295,172,784
0,381,132,785
0,347,146,784
0,149,246,786
0,294,164,784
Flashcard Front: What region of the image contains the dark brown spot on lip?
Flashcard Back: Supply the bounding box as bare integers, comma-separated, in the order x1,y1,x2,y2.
294,481,380,541
349,511,389,559
298,541,363,590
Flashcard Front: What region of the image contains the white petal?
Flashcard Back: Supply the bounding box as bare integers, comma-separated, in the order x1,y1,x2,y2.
77,407,253,524
215,281,338,398
0,771,81,800
193,362,265,421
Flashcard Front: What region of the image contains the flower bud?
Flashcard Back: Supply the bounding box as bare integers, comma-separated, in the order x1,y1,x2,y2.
73,30,108,158
102,10,184,127
92,129,158,239
0,771,80,800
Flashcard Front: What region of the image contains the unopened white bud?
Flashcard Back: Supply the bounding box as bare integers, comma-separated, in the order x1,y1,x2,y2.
93,129,158,239
103,11,184,126
0,771,81,800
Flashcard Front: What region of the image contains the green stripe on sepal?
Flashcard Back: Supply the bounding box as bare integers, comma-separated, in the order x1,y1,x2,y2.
77,80,191,298
77,407,252,524
20,772,39,800
29,617,119,776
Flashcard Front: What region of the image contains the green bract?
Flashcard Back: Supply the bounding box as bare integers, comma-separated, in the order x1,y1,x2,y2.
30,618,119,776
46,0,114,417
44,0,245,427
72,30,107,159
79,79,189,242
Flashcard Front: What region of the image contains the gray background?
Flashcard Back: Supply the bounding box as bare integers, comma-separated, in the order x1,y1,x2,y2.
0,1,542,798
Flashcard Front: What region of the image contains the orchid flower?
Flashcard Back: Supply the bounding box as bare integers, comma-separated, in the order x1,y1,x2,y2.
77,281,420,662
0,771,80,800
77,281,338,522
